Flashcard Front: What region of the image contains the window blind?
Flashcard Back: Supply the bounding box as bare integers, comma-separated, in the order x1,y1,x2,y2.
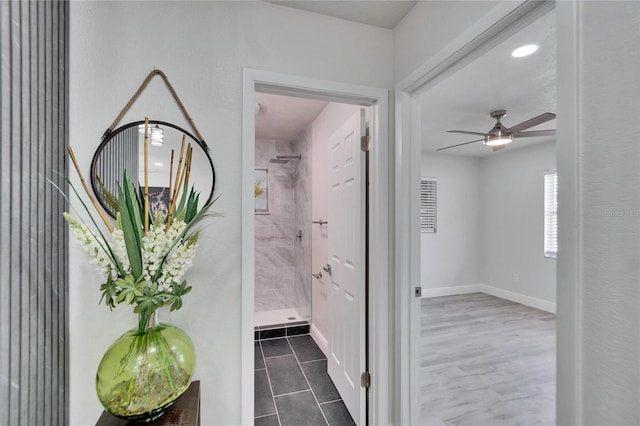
544,171,558,258
420,178,437,233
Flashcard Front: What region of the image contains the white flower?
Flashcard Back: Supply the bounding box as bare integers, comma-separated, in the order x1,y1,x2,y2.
135,219,198,293
111,228,130,273
66,215,118,279
67,212,202,305
156,236,198,291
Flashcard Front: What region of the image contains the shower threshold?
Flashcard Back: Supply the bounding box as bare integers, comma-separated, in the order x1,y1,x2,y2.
254,308,310,341
254,308,307,327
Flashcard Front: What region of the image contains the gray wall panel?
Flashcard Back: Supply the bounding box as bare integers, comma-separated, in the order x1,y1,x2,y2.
0,1,69,425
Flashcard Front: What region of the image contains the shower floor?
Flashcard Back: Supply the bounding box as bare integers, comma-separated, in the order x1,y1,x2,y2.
255,308,307,328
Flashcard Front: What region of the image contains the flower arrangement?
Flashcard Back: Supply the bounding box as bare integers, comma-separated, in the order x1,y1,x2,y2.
58,119,216,320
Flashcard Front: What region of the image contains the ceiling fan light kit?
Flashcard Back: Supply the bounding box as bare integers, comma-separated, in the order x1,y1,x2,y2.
484,133,512,147
483,110,512,147
440,109,556,152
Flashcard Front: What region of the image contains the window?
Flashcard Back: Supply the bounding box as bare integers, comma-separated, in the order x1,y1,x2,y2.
420,177,437,233
544,171,558,258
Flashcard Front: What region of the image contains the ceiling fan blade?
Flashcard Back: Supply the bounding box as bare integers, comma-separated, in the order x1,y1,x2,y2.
436,138,484,151
513,129,556,138
447,130,489,137
506,112,556,134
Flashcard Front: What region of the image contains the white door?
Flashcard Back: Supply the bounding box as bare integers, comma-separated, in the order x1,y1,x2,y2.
327,109,366,424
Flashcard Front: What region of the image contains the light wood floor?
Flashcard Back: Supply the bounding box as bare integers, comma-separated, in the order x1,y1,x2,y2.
420,293,556,426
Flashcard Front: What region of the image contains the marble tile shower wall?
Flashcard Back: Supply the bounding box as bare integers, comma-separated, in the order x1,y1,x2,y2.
255,132,312,320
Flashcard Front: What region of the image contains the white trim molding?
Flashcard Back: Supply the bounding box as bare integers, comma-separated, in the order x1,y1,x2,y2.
421,284,557,314
310,323,329,357
556,1,584,424
421,284,484,298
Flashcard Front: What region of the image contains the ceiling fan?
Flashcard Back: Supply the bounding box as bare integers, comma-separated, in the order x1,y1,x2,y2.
438,110,556,152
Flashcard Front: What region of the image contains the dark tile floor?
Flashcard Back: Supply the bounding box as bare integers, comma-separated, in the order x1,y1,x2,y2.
254,335,356,426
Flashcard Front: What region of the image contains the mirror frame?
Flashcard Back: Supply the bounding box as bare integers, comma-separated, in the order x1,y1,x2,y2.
90,119,215,218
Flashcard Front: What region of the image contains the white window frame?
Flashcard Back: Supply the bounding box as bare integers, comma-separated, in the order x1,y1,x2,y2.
544,170,558,258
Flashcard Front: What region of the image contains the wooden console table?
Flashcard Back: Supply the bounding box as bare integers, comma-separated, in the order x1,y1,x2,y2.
96,381,200,426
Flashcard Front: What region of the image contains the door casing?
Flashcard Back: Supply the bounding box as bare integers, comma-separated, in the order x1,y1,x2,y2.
241,68,389,425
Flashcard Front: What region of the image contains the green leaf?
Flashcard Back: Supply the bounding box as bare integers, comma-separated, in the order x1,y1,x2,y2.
134,285,164,314
99,277,118,310
117,174,143,279
165,280,192,312
174,184,191,221
115,275,144,305
185,191,199,223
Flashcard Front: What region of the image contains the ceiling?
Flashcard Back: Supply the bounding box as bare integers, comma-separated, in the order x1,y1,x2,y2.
265,0,418,29
255,93,328,141
421,9,556,157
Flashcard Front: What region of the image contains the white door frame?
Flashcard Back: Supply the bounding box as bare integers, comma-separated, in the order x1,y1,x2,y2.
393,1,563,424
241,68,390,425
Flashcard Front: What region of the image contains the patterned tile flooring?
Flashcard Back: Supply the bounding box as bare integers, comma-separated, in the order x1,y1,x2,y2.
254,335,355,426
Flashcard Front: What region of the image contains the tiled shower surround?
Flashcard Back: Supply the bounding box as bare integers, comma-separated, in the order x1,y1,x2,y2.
255,129,312,321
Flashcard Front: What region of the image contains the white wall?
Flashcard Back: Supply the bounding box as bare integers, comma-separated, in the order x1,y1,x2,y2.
479,141,556,305
394,1,501,83
309,102,360,350
557,2,640,424
69,2,393,424
420,142,556,310
420,153,481,290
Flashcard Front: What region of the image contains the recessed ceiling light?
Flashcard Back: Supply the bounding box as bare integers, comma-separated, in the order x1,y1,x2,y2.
154,162,164,167
512,44,538,58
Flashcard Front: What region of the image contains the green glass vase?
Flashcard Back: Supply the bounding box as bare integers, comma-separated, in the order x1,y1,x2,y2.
95,310,196,422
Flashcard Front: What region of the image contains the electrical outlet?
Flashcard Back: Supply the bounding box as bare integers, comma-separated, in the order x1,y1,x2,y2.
513,273,519,283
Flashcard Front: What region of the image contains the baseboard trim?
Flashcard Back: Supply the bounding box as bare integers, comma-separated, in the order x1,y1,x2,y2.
422,284,556,314
481,285,556,313
310,323,329,357
421,284,484,298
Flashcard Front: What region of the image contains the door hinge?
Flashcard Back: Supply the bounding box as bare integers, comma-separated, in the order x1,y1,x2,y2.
360,371,371,388
415,286,422,298
361,127,371,152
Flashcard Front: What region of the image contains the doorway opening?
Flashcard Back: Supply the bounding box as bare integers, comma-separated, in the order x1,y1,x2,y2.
253,93,328,330
253,91,361,424
394,1,557,423
241,69,390,425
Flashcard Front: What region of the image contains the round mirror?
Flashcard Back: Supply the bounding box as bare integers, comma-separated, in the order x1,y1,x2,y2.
91,120,215,218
